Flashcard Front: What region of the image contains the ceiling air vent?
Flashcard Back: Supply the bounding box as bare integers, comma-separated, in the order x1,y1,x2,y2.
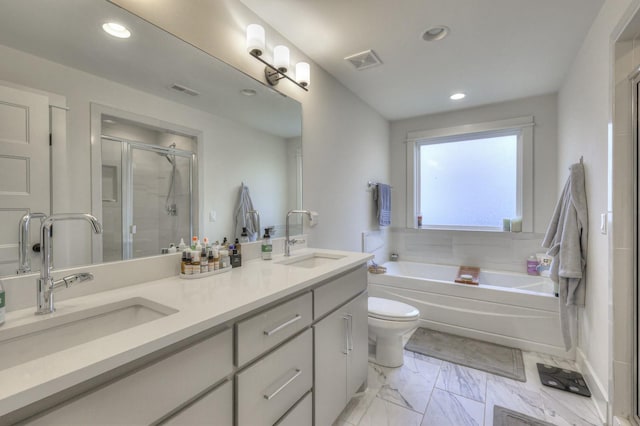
344,49,383,71
169,83,200,97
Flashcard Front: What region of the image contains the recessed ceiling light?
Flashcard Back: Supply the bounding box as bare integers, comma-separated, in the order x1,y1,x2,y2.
102,22,131,39
450,93,466,100
240,89,257,96
422,26,450,42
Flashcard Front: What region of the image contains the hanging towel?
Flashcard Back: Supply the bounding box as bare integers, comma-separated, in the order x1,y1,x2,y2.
542,162,588,350
376,183,391,227
234,183,258,241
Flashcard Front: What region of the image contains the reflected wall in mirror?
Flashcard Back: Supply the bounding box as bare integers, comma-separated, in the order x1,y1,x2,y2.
0,0,302,276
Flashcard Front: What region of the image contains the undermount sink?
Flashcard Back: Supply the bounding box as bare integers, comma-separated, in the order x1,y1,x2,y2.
277,252,346,268
0,297,177,372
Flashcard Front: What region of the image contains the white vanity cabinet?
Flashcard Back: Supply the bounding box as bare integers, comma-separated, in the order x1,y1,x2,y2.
161,379,233,426
26,328,233,425
313,266,368,426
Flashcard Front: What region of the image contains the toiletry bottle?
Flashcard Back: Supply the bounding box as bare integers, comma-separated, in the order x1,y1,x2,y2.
185,252,193,275
213,248,220,270
220,249,230,268
168,243,177,254
208,249,214,271
181,250,188,274
262,228,272,260
234,238,241,254
201,247,209,273
231,248,242,268
222,237,228,248
178,238,187,251
0,281,5,325
526,255,539,276
240,228,249,244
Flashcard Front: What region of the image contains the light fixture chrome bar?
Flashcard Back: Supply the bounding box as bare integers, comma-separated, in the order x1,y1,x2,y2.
250,51,309,92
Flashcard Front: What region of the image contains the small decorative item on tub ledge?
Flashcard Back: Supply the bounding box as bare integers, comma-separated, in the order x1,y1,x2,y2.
368,261,387,274
180,265,232,279
455,266,480,285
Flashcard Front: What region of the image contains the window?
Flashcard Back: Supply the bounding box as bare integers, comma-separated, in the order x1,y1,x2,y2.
406,116,533,231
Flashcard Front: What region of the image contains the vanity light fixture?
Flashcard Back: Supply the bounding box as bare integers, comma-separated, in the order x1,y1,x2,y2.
450,92,466,100
246,24,310,91
102,22,131,39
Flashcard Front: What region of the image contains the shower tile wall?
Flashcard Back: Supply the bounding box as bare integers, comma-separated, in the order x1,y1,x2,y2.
390,228,545,273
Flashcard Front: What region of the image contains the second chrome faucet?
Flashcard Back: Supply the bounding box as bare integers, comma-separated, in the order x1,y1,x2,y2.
35,213,103,315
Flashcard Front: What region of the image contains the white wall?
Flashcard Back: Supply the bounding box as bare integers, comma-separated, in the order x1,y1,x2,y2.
0,43,295,267
112,0,391,254
388,94,558,272
558,0,638,420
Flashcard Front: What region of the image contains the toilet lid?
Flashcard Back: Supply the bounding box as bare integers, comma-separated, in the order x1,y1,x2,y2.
368,297,420,321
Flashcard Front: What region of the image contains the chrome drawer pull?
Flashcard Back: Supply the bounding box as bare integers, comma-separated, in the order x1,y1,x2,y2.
263,314,302,336
342,316,349,355
263,369,302,400
346,314,353,352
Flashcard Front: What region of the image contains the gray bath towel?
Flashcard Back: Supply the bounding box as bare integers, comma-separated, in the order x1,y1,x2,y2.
376,183,391,227
542,162,588,350
234,183,258,241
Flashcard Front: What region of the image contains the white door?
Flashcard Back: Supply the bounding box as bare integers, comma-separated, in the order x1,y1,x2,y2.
0,84,50,276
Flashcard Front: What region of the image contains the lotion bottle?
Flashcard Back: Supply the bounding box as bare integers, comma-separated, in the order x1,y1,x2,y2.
261,228,272,260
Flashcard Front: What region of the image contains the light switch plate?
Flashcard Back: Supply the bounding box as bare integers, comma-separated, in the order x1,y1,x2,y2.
209,210,217,222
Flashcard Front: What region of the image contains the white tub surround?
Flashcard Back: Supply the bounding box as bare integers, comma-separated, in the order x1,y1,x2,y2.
368,261,570,358
0,248,371,422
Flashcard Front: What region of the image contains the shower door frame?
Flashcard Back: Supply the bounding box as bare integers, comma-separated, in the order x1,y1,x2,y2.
101,135,196,260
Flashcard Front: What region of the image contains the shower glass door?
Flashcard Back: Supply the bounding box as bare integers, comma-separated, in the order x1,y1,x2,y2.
129,145,193,259
101,136,195,261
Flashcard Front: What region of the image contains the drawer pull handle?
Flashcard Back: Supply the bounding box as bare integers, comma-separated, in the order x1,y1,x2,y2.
342,316,349,355
346,314,353,352
264,314,302,336
263,369,302,400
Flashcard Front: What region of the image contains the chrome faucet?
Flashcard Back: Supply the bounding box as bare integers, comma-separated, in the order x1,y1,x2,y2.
36,213,103,315
17,212,47,274
285,210,311,256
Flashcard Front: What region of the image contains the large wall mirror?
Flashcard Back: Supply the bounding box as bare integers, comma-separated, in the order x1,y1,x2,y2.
0,0,302,276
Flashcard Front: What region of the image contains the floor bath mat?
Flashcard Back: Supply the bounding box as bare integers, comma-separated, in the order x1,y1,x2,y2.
405,328,526,382
537,363,591,397
493,406,554,426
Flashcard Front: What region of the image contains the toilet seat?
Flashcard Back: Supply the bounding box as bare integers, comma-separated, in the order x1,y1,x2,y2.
368,297,420,322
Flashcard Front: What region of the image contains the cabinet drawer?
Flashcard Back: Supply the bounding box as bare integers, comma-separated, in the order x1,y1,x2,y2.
28,328,233,425
236,292,312,366
236,329,312,426
162,379,232,426
275,391,312,426
314,265,366,319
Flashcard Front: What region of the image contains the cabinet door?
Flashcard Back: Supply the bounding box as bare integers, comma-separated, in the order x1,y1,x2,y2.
313,308,348,426
162,380,232,426
346,292,368,399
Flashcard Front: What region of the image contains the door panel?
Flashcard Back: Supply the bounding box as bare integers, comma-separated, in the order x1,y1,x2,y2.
0,84,49,276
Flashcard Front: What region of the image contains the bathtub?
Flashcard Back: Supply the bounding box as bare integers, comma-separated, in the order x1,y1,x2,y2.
368,261,569,357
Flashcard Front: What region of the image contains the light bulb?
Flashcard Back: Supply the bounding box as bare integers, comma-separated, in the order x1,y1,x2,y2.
273,45,290,72
246,24,265,56
295,62,310,87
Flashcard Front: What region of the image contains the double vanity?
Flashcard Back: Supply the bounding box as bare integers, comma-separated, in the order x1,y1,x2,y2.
0,248,372,425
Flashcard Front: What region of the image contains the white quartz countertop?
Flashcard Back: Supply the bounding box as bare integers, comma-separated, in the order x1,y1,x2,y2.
0,248,372,417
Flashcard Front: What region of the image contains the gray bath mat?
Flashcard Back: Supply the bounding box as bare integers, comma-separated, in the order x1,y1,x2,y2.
493,406,554,426
405,328,526,382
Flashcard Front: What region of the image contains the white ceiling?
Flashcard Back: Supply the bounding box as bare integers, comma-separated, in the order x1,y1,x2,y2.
240,0,604,120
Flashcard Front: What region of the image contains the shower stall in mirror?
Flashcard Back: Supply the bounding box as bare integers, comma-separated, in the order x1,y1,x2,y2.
101,135,196,262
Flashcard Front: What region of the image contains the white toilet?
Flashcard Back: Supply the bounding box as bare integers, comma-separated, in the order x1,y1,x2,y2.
368,297,420,368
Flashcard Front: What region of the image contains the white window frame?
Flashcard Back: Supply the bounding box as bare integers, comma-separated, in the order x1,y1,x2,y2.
406,116,534,232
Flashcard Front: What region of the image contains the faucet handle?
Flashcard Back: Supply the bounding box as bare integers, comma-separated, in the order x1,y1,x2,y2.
58,272,94,288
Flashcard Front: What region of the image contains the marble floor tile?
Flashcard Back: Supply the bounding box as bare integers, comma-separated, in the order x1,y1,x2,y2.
435,361,488,402
540,387,600,426
404,349,443,367
484,376,546,426
421,389,484,426
376,356,441,413
358,396,423,426
337,364,389,425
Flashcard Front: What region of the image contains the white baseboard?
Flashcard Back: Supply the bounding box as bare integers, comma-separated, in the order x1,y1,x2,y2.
613,415,633,426
576,347,608,424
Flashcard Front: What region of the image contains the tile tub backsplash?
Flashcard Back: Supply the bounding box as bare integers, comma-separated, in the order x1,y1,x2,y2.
390,228,545,273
